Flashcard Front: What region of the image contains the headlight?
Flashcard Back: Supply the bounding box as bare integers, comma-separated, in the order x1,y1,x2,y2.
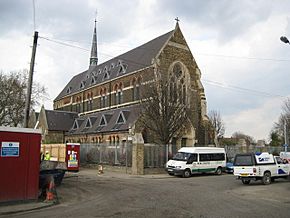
176,166,182,169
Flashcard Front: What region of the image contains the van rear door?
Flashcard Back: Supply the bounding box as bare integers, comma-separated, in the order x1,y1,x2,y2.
233,154,255,176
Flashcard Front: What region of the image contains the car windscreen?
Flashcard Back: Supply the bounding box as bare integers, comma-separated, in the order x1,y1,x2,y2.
234,155,253,166
172,152,191,161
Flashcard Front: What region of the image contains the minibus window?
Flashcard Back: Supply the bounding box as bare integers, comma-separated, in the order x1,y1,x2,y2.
199,154,211,161
211,153,225,161
199,153,225,161
172,152,191,161
187,154,197,164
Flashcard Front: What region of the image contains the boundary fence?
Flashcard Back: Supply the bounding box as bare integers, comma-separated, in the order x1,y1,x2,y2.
79,143,286,169
80,143,132,167
224,145,285,159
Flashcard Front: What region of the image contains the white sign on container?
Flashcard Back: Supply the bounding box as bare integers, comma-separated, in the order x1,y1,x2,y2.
1,142,20,157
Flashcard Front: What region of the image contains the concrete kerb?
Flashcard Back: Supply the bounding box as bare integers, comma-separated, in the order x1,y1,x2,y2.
0,200,57,216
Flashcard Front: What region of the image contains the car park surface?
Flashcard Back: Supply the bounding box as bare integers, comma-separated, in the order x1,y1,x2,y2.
2,168,290,218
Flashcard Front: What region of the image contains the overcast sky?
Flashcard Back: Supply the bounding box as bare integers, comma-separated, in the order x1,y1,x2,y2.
1,0,290,141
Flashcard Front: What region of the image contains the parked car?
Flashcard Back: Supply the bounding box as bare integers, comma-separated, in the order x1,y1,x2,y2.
225,157,234,173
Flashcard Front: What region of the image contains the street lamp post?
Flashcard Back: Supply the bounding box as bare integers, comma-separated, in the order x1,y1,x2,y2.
280,36,289,152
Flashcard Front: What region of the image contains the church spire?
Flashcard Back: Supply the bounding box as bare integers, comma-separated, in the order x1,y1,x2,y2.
90,19,98,67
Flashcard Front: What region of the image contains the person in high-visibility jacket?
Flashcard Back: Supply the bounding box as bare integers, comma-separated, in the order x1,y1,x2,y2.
44,151,51,160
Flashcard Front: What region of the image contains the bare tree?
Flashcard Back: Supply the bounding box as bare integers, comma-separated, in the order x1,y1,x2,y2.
232,131,256,145
0,70,47,127
208,110,225,140
271,98,290,145
139,78,190,146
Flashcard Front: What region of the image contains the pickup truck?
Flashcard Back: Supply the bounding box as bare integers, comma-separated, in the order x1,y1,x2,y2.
233,152,290,185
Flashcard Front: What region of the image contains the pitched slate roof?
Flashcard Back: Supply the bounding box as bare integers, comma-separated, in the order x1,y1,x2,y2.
55,30,174,101
45,110,78,131
68,104,141,135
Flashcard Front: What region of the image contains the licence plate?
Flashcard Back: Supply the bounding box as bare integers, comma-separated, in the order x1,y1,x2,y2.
168,169,173,172
240,173,249,176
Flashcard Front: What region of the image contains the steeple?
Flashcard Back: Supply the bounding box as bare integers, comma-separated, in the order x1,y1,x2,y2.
90,19,98,67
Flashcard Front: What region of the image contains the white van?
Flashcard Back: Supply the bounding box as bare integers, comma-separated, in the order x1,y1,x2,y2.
233,152,290,185
166,147,226,178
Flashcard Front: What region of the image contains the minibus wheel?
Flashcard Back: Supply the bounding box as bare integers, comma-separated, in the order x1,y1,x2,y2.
183,169,191,178
215,167,222,175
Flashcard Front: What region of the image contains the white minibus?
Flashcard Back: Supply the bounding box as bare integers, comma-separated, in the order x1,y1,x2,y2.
166,147,226,178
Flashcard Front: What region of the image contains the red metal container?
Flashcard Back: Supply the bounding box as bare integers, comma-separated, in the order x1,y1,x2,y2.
0,127,41,202
66,143,80,172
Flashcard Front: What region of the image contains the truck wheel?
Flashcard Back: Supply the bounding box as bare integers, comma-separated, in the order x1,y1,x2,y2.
241,179,250,185
183,169,191,178
262,172,271,185
215,167,222,175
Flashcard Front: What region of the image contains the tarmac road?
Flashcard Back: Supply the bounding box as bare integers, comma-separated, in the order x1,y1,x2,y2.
2,168,290,218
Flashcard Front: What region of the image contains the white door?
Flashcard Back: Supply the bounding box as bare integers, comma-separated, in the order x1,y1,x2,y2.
275,157,289,176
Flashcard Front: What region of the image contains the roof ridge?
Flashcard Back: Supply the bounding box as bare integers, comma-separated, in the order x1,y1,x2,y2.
83,104,140,117
45,109,78,114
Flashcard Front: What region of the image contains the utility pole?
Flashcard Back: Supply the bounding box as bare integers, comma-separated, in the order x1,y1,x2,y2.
284,120,288,152
24,31,38,128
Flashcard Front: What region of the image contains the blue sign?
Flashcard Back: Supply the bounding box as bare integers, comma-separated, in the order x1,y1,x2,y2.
283,144,288,147
1,142,19,157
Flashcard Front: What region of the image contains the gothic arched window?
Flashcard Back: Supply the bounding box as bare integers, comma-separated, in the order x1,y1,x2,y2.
86,92,93,111
169,63,188,104
132,77,141,101
115,83,123,105
100,88,107,108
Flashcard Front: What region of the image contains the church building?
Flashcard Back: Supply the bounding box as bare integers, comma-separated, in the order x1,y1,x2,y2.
52,20,213,148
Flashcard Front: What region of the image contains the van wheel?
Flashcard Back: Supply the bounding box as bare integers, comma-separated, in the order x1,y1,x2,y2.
241,179,250,185
183,169,191,178
215,167,222,175
262,172,271,185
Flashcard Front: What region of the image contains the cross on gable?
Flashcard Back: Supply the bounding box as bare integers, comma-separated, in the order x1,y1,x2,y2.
175,17,180,23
